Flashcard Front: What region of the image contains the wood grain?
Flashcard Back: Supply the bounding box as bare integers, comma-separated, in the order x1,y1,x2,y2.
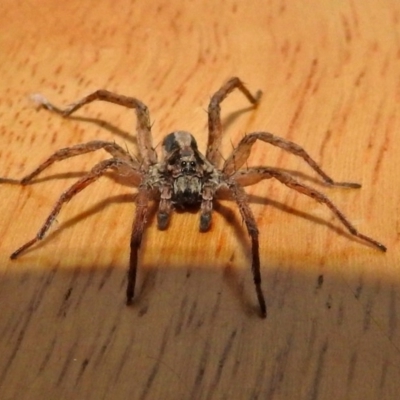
0,1,399,399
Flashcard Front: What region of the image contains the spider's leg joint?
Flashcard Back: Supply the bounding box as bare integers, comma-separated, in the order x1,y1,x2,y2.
254,89,263,105
200,212,212,232
157,212,170,230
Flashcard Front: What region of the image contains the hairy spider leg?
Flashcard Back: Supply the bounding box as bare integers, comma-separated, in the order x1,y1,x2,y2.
233,167,387,252
228,180,267,318
207,77,262,167
10,158,136,259
127,186,150,304
35,90,157,167
20,140,138,184
224,132,361,188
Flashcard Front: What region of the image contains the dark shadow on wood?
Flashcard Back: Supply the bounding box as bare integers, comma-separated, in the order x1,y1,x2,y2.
57,114,138,146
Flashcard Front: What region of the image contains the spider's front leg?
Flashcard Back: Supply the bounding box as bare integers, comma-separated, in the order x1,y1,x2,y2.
127,186,151,305
33,90,157,167
233,167,387,252
207,77,262,167
228,180,267,318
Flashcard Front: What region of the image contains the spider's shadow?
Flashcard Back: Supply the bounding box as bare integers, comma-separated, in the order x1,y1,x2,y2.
19,171,139,188
219,105,257,134
63,115,138,147
56,101,257,151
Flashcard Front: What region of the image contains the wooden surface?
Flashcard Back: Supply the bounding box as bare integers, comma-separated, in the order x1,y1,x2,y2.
0,1,399,399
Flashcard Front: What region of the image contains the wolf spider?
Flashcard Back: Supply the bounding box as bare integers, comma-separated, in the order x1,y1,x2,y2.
5,77,386,318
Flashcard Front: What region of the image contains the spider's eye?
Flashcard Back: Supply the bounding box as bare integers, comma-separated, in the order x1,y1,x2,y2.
190,161,196,167
181,161,187,168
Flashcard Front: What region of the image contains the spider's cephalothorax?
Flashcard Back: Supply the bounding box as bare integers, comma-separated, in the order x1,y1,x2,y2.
161,131,212,206
5,77,386,318
150,130,222,232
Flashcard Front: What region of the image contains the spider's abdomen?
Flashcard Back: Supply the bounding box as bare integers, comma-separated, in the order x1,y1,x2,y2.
173,175,202,205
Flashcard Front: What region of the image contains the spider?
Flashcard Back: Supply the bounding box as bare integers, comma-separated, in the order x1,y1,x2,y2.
4,77,386,318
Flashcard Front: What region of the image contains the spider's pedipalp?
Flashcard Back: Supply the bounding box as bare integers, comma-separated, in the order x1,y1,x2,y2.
157,184,173,230
199,184,214,232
